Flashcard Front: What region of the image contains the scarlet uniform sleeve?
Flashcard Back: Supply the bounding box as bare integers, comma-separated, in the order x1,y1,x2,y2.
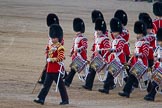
101,38,111,54
55,46,65,62
114,39,125,53
80,38,88,50
141,42,149,57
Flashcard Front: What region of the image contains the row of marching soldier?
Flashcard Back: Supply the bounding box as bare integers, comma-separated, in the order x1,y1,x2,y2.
33,1,162,105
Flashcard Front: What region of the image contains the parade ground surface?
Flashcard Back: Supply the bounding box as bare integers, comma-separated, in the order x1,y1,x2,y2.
0,0,162,108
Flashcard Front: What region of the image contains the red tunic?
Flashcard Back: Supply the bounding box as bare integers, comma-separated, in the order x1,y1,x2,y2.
153,18,162,34
109,35,126,64
130,38,149,66
46,43,65,73
70,33,88,60
111,28,130,57
144,33,156,60
91,34,111,62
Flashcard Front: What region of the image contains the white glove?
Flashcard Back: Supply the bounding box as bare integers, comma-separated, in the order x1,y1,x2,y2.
51,47,57,51
47,58,52,62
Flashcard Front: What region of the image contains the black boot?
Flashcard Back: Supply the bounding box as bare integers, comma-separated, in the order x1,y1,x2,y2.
119,74,138,98
144,81,158,101
33,99,44,105
59,100,69,105
118,92,130,98
98,88,109,94
144,95,154,101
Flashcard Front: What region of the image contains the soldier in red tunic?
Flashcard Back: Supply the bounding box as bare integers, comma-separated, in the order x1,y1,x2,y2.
144,28,162,101
152,2,162,34
64,18,88,87
38,13,60,84
118,21,149,98
34,24,69,105
113,9,130,62
82,18,111,91
113,10,130,84
139,13,156,87
98,18,126,94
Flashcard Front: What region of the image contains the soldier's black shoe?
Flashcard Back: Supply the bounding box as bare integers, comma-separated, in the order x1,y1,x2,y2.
64,81,70,87
82,85,92,91
59,100,69,105
109,85,116,90
98,89,109,94
38,80,44,84
144,95,154,101
118,92,130,98
33,99,44,105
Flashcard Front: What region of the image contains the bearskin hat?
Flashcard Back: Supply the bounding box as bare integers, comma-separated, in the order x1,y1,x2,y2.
134,21,147,36
114,9,128,26
95,18,107,34
157,28,162,41
46,13,59,27
49,24,63,42
138,13,153,29
153,2,162,16
110,17,122,33
91,10,104,23
73,18,85,33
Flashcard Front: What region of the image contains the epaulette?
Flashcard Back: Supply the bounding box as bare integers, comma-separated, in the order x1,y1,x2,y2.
58,45,65,51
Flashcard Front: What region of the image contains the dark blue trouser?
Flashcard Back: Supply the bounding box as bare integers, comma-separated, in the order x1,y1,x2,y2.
65,69,76,85
146,81,159,99
84,67,96,89
38,73,69,102
103,72,114,91
123,74,138,94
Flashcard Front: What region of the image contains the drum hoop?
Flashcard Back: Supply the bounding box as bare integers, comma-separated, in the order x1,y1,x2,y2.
70,56,87,73
90,55,106,73
107,59,123,77
130,61,147,79
152,67,162,85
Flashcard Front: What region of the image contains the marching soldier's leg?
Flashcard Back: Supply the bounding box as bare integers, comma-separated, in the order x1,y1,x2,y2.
34,73,53,105
118,74,138,98
144,81,158,101
146,59,154,92
82,67,96,90
98,72,114,94
54,73,69,105
64,69,76,87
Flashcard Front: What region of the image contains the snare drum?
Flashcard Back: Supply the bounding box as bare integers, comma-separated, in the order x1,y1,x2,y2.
107,59,123,77
90,55,106,73
130,60,147,80
70,56,87,73
152,67,162,85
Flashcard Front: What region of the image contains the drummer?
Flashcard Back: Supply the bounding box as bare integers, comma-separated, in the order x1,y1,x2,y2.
82,18,111,91
118,21,149,98
144,28,162,101
64,18,88,87
98,18,126,94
